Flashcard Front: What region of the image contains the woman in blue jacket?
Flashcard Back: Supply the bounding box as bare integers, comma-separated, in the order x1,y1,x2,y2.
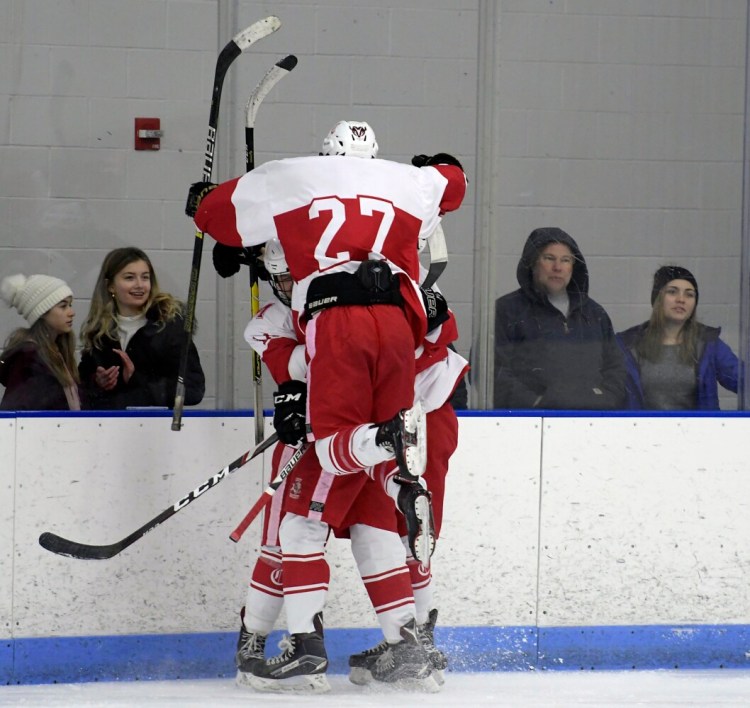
617,265,738,410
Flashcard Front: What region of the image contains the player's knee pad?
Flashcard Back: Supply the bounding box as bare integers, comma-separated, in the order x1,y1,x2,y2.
279,513,329,554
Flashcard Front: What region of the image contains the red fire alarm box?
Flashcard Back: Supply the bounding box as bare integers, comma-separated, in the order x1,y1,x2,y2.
134,117,162,150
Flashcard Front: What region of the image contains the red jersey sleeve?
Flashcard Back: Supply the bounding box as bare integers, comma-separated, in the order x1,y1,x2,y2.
193,177,244,247
263,337,301,384
431,164,467,214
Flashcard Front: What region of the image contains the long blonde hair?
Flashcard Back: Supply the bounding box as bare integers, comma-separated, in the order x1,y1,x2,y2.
636,289,700,366
2,318,80,386
80,247,183,352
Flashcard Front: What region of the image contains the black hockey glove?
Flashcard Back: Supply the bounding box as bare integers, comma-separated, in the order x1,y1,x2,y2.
185,181,217,218
411,153,463,170
273,380,307,445
248,244,271,282
212,242,246,278
420,287,449,332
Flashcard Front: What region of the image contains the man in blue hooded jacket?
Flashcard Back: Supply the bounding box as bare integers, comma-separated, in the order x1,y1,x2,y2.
493,227,627,410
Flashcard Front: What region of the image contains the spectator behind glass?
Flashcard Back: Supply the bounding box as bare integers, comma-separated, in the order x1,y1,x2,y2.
79,247,205,410
617,265,738,410
493,227,626,410
0,273,82,410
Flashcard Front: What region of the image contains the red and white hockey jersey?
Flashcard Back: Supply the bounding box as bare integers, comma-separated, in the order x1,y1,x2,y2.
194,155,466,342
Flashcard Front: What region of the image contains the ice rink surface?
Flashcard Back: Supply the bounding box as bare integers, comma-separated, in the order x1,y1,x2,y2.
1,670,749,707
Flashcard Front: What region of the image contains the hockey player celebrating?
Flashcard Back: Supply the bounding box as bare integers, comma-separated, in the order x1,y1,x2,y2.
227,238,442,693
186,120,466,561
347,237,469,687
188,120,466,691
226,237,467,692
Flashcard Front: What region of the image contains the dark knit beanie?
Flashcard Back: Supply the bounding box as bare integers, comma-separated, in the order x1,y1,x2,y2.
651,265,698,305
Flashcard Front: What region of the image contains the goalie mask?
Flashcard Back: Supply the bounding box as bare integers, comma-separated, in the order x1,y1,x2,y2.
320,120,379,159
262,238,293,307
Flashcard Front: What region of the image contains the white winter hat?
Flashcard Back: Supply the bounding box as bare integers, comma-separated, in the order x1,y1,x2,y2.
1,273,73,326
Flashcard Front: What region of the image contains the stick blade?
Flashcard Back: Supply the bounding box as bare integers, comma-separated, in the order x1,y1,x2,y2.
233,16,281,52
422,221,448,289
39,532,121,561
245,54,299,127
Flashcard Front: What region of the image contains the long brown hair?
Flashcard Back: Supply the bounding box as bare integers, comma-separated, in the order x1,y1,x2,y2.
79,247,184,352
2,318,80,386
636,289,700,366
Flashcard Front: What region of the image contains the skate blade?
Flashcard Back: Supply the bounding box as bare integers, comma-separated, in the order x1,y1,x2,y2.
403,401,426,477
398,672,443,693
243,672,331,694
348,667,374,686
235,668,277,689
369,671,442,693
412,494,435,565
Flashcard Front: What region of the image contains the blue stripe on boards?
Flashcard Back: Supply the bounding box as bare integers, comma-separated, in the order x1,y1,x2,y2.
11,409,268,419
0,640,12,683
538,624,750,671
4,624,749,685
7,409,750,419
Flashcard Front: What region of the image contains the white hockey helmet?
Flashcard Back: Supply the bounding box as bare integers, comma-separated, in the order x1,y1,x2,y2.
320,120,378,159
262,238,292,306
263,238,288,275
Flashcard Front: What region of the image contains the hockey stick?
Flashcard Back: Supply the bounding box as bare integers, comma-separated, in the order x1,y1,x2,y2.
248,264,263,445
245,54,298,444
229,441,311,542
39,433,280,561
421,221,448,289
172,16,281,431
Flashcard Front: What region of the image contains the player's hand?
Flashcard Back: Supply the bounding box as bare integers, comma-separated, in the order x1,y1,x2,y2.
185,181,217,218
273,380,307,445
420,287,449,332
411,153,463,170
212,242,246,278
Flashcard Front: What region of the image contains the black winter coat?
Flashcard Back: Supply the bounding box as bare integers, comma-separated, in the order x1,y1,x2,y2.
79,307,205,410
493,227,626,410
0,343,80,410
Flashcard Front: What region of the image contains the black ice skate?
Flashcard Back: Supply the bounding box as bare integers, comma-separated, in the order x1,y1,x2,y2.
369,619,441,692
245,612,330,693
397,480,436,564
349,610,447,687
348,638,389,685
418,608,447,685
234,614,267,687
375,401,426,480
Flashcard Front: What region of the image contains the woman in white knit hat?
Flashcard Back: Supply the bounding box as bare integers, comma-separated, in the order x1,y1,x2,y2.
0,273,82,410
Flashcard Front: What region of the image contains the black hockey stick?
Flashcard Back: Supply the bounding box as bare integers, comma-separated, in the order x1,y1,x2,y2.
229,441,311,542
39,433,280,560
244,54,298,444
172,16,281,431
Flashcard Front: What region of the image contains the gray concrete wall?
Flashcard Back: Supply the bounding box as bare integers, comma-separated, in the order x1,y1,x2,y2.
1,1,746,409
480,0,746,408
